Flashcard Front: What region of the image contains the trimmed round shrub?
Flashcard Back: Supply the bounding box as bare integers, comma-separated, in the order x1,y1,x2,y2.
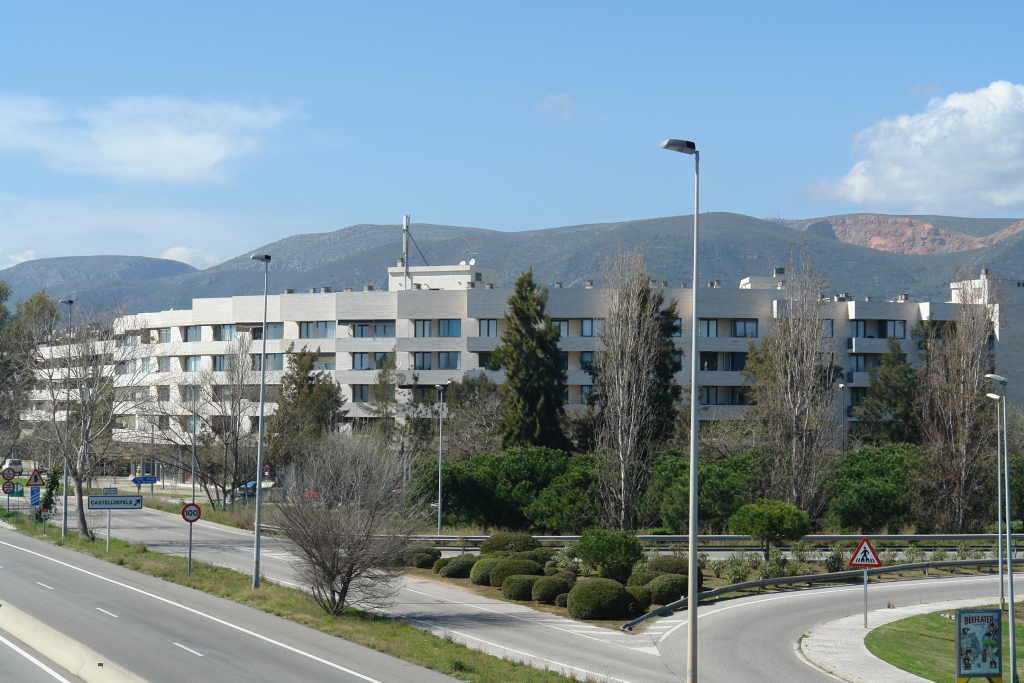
626,571,665,587
501,574,541,601
532,571,577,603
543,565,560,576
647,573,687,605
439,554,478,579
567,578,634,620
647,555,688,575
470,556,505,586
519,547,556,564
480,532,540,554
489,558,543,587
555,593,569,608
406,545,441,568
432,557,452,574
626,584,653,613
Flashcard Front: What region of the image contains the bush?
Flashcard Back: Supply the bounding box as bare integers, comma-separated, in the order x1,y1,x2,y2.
532,571,576,603
502,575,541,601
647,573,687,605
469,555,505,585
407,545,441,568
725,565,748,585
555,592,569,608
824,543,847,573
904,542,925,564
576,529,644,583
566,578,634,620
480,532,540,554
708,559,726,579
626,584,653,613
931,547,949,562
729,499,812,561
647,555,688,575
432,557,452,573
789,540,814,564
626,571,665,587
489,558,543,587
519,547,556,564
439,554,478,578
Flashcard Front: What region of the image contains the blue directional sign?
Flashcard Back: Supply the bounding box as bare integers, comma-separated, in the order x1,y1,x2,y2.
131,476,158,485
30,487,40,506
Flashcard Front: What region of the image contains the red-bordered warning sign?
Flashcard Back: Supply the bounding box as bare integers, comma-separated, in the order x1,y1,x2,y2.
24,468,45,487
849,537,882,568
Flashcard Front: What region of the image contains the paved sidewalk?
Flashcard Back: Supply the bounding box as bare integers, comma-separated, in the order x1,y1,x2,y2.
801,596,1000,682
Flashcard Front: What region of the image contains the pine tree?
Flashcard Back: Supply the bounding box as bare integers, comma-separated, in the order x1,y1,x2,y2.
491,269,570,451
855,337,920,445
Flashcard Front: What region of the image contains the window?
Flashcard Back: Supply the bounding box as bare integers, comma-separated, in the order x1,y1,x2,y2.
700,319,718,337
157,328,171,344
671,318,682,337
580,351,594,371
352,353,370,370
414,352,432,370
185,356,202,372
581,319,604,337
414,320,432,337
723,352,747,372
414,387,435,402
699,386,720,405
157,356,171,373
438,319,461,337
300,321,335,339
314,355,336,370
699,352,718,371
670,351,683,367
559,351,569,372
156,385,170,402
851,354,866,373
213,355,235,372
439,351,461,370
185,415,201,433
733,319,758,338
850,320,867,338
553,319,569,338
181,384,201,403
157,415,170,431
850,386,867,407
882,320,906,339
213,385,236,403
372,352,393,370
479,319,498,337
374,322,396,338
581,385,593,402
214,324,237,341
822,319,834,338
253,322,284,340
352,323,372,338
252,353,284,371
352,385,370,403
183,325,201,342
140,357,151,373
477,352,492,368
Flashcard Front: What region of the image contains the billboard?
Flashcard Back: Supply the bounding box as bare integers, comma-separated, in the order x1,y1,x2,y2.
956,608,1002,680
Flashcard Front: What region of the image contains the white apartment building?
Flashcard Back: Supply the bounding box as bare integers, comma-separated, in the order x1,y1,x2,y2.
31,260,1023,446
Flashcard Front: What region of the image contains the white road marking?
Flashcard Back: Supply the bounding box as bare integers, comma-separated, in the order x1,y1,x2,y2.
0,632,75,682
173,642,204,656
96,608,118,618
36,582,54,590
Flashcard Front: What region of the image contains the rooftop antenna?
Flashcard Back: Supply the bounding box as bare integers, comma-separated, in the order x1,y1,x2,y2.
402,214,411,291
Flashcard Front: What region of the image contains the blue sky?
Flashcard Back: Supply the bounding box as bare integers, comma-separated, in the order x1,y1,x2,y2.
2,2,1024,269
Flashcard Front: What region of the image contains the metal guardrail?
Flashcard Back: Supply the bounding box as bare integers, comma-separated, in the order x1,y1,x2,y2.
406,533,1011,545
620,558,1002,631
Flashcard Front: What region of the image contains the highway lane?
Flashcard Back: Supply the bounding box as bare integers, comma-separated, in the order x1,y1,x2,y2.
0,528,459,683
0,628,87,682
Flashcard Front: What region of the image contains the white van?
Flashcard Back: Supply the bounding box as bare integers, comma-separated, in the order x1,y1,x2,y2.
2,459,24,476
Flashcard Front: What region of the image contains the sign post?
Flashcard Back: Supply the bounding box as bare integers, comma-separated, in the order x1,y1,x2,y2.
25,468,45,532
849,537,883,628
88,495,144,551
182,503,201,576
956,608,1002,681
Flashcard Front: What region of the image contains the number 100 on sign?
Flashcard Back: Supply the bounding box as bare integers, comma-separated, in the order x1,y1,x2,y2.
181,503,201,523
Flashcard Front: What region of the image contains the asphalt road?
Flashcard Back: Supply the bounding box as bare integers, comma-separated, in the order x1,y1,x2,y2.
0,627,87,682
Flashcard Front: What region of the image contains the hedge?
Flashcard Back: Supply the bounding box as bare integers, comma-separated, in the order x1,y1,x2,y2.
501,575,541,601
432,557,452,573
626,570,665,587
646,555,688,575
479,532,540,554
438,554,478,578
555,593,569,608
566,578,634,620
489,558,543,587
626,584,653,613
647,573,687,605
532,571,576,603
407,545,441,568
470,556,505,586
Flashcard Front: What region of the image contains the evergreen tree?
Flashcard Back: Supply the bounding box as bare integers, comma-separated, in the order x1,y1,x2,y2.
854,337,921,445
491,269,570,451
266,344,346,465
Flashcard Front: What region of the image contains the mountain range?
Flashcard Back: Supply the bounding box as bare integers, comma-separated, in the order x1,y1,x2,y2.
2,212,1023,314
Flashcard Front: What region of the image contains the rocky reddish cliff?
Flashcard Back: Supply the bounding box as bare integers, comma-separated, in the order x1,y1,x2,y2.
804,216,1024,255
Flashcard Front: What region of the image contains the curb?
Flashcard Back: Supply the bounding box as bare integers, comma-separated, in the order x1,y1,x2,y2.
0,600,146,683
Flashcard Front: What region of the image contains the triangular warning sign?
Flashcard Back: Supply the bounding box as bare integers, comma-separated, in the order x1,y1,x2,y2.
849,537,882,568
24,468,45,487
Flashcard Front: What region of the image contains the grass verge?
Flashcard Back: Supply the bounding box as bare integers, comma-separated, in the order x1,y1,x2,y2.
0,509,581,683
866,608,1024,682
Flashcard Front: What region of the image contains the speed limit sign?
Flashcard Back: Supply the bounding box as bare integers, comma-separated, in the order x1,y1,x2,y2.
181,503,201,523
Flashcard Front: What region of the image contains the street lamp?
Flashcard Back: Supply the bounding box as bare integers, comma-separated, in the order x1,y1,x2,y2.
57,298,74,539
660,137,700,683
250,254,271,590
987,372,1017,683
988,391,1006,610
435,380,451,535
838,383,847,457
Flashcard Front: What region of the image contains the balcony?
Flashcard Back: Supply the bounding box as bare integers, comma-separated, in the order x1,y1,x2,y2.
847,337,890,354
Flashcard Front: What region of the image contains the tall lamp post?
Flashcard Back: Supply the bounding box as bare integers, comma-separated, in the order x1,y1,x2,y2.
57,298,74,539
987,373,1017,683
435,380,451,535
251,254,271,590
988,389,1007,610
660,138,700,683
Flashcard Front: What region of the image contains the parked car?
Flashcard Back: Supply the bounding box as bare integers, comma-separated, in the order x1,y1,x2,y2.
2,459,24,476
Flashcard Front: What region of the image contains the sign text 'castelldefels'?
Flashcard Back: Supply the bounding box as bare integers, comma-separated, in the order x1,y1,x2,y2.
87,495,143,510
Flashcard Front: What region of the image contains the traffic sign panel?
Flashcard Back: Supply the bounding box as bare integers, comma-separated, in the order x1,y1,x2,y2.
24,469,45,487
87,495,143,510
131,476,158,485
1,467,14,481
2,481,15,495
181,503,201,523
102,487,118,495
849,537,883,568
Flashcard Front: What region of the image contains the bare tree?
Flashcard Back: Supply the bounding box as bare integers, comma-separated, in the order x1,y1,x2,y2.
437,373,501,462
35,304,154,538
272,431,427,614
743,252,841,518
591,249,680,530
915,268,998,532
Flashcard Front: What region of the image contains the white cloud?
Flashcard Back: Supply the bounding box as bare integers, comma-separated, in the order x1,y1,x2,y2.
158,246,221,269
819,81,1024,213
534,94,577,124
0,96,292,181
0,249,37,270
